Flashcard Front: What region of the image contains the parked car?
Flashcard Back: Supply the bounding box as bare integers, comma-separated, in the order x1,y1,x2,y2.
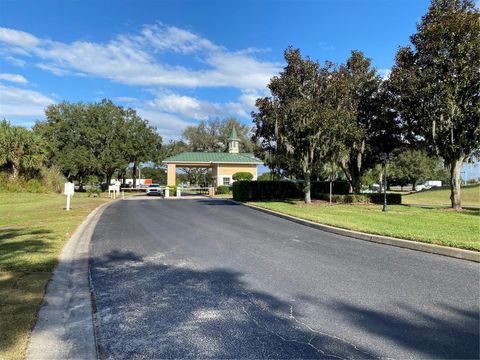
146,183,162,196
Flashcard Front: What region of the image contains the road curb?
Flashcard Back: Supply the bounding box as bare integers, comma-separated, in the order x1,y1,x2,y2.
231,200,479,263
26,200,114,360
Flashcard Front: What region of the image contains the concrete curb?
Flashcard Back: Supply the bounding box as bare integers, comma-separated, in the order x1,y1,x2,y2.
26,200,114,360
232,200,479,263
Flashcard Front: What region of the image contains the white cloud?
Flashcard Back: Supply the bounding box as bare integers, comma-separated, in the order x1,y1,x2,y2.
0,27,40,48
0,84,54,118
140,24,220,54
0,73,28,84
0,25,281,89
4,56,27,67
136,109,195,141
146,93,225,120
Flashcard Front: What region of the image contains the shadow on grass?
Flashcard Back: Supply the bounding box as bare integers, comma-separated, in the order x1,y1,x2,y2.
0,228,57,272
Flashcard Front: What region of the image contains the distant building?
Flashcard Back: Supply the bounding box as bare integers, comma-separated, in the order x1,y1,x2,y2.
162,127,263,187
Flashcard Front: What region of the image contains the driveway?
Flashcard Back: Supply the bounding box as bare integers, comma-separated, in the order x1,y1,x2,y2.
89,198,479,359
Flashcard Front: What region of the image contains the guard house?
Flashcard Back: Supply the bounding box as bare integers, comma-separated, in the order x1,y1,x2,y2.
162,128,263,187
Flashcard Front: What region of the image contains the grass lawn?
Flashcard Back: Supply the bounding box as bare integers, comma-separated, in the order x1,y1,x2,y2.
0,192,110,360
403,184,480,207
249,201,480,251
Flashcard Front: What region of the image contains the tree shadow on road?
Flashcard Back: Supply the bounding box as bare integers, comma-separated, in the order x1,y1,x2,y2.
297,294,479,359
89,250,377,359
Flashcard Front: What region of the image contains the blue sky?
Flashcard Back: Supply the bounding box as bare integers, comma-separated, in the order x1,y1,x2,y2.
0,0,478,179
0,0,431,135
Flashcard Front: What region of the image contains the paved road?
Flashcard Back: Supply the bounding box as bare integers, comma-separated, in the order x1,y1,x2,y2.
90,198,479,359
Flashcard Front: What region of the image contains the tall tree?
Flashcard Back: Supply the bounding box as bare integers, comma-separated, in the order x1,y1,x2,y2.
389,0,480,209
39,102,98,185
253,48,343,203
0,120,46,179
88,100,129,187
336,51,400,193
123,109,162,188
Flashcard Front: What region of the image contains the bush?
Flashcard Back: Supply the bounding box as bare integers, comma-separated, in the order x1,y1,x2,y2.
233,180,301,202
41,166,66,193
0,172,48,193
365,193,402,204
87,188,102,197
216,185,231,194
232,172,254,181
314,193,402,204
311,181,350,197
167,185,177,196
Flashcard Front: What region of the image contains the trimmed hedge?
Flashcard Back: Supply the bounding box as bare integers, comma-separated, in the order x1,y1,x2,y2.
232,180,402,204
232,172,253,181
308,193,402,205
233,180,301,202
216,185,231,194
311,181,350,197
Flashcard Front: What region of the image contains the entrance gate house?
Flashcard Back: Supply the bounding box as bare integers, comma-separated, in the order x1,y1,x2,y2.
162,128,263,191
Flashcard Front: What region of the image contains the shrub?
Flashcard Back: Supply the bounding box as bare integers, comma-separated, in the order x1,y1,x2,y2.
24,179,48,193
233,180,301,202
167,185,177,196
311,181,350,197
365,193,402,205
0,172,48,193
257,173,281,181
232,172,254,181
314,192,402,204
41,166,66,193
87,188,102,197
216,185,231,194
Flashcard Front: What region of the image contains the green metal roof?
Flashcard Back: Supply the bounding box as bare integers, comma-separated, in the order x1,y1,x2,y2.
162,152,263,164
229,127,239,140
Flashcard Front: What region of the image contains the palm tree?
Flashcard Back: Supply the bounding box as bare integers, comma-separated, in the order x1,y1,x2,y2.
0,120,46,179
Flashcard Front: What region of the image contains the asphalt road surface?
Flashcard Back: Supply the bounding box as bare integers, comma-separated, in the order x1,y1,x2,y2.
90,197,479,359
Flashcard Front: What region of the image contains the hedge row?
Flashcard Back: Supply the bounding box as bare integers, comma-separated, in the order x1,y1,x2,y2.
311,181,350,196
232,180,401,204
313,193,402,204
232,180,301,202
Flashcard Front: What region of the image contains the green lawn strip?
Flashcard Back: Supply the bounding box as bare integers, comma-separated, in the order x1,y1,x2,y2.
0,192,109,360
249,201,480,251
403,184,480,207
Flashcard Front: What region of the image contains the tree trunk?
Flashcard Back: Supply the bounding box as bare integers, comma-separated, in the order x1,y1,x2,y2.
132,162,137,189
412,179,417,191
304,171,311,204
11,159,20,179
106,174,112,190
450,157,463,210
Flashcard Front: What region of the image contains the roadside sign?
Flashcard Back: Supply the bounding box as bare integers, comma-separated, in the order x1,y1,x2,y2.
64,182,74,210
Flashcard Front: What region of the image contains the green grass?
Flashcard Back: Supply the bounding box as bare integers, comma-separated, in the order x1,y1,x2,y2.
0,192,110,360
249,201,480,251
403,184,480,207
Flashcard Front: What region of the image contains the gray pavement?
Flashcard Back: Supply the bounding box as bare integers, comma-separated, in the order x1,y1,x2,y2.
89,198,479,359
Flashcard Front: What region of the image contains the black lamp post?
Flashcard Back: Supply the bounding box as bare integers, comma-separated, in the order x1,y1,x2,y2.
381,153,389,212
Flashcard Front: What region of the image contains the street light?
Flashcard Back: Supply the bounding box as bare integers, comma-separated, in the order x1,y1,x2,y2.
380,153,389,212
